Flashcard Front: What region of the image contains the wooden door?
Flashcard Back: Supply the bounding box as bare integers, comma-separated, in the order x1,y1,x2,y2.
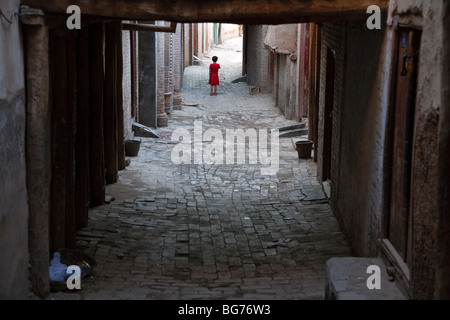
322,48,335,181
387,28,421,262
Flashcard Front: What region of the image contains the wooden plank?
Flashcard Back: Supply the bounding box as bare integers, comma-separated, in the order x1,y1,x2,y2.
89,22,106,206
379,239,410,289
75,26,91,229
22,0,389,24
122,21,177,33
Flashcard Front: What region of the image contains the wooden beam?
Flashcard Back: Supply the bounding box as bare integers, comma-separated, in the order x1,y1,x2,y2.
22,0,389,24
122,21,177,33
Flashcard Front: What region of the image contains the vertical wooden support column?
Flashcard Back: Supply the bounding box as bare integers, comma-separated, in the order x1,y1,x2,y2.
22,9,51,298
49,28,68,253
116,22,126,171
64,30,77,249
48,26,77,251
75,26,91,229
104,22,119,184
89,22,106,206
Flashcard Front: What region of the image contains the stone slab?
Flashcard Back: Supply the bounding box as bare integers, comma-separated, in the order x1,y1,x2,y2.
325,257,408,300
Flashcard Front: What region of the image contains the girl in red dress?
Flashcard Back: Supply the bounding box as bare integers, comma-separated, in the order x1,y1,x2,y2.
208,56,220,96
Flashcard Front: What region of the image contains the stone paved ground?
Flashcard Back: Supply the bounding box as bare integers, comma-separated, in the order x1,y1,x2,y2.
46,36,352,300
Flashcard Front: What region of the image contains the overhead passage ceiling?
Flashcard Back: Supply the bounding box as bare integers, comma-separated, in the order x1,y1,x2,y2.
21,0,388,24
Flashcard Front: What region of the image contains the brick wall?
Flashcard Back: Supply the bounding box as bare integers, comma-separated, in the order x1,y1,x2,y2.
173,24,182,109
164,32,174,115
157,26,168,127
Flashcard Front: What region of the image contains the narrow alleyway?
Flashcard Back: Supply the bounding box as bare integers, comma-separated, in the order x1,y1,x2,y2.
47,36,352,300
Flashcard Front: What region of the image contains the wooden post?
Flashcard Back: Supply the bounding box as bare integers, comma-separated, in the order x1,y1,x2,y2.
64,29,77,249
75,26,91,229
89,22,106,206
116,22,126,171
49,28,68,253
104,22,119,184
22,9,51,298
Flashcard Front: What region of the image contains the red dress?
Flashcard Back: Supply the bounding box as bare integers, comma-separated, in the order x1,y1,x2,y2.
208,63,220,86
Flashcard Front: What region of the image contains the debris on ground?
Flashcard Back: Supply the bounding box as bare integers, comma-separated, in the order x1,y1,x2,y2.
266,238,292,248
182,100,199,107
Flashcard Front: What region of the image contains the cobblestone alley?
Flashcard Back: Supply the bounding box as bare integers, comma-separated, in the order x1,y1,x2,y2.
47,36,352,300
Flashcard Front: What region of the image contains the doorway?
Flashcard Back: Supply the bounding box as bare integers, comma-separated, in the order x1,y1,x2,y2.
385,28,421,267
322,47,335,182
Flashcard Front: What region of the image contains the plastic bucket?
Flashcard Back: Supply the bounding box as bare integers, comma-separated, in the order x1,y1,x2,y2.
295,140,313,159
125,140,141,156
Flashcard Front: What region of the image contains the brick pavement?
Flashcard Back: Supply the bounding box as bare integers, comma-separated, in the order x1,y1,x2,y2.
46,36,352,300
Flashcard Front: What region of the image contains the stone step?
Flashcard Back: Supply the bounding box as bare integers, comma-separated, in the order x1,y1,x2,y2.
278,122,306,132
325,257,408,300
278,128,309,138
132,122,160,138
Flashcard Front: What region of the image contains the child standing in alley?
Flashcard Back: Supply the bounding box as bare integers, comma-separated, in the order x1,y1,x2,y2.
208,56,220,96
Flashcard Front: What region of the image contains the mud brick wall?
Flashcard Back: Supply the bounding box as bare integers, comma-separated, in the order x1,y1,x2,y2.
391,0,441,300
0,0,29,299
246,25,270,93
318,19,388,258
317,21,346,195
336,19,387,257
